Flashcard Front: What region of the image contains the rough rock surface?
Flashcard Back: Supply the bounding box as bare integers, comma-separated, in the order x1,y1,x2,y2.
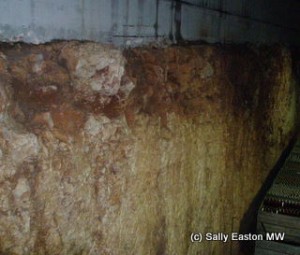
0,42,298,255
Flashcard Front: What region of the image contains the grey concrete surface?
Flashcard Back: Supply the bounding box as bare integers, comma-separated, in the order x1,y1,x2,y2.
0,0,299,46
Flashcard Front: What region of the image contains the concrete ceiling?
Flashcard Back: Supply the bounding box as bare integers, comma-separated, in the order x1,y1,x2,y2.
0,0,299,46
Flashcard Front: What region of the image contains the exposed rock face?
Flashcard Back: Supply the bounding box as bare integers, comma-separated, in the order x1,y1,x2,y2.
0,42,297,255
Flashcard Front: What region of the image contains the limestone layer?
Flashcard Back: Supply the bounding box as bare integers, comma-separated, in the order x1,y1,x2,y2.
0,42,297,255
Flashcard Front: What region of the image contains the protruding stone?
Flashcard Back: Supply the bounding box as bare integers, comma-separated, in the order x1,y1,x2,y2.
60,42,126,97
13,178,30,199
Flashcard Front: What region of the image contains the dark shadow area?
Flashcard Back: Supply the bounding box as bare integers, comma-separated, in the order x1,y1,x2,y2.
291,47,300,132
238,134,298,255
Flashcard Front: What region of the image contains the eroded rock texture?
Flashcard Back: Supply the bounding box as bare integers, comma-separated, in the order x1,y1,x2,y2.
0,42,297,255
